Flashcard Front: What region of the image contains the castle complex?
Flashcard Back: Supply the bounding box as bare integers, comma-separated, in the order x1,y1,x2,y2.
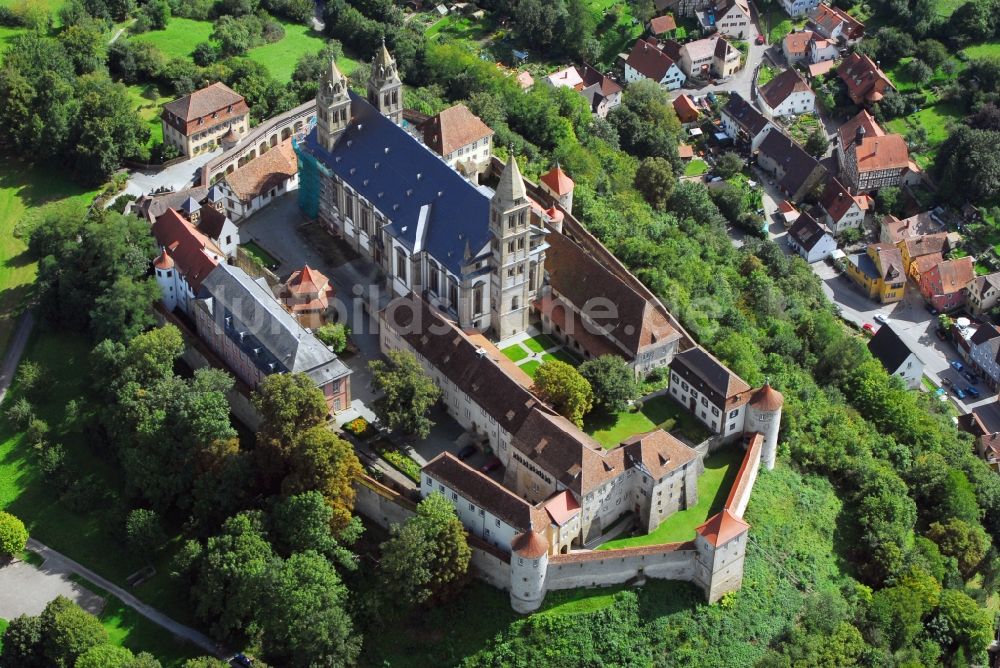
290,49,784,611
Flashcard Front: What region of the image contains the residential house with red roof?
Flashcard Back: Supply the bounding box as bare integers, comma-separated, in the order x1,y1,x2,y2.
959,400,1000,470
838,109,918,191
809,3,864,45
818,176,870,234
757,68,815,118
879,210,943,244
697,0,752,39
897,233,950,281
920,256,976,312
152,208,223,315
624,37,687,90
544,64,623,118
673,94,701,124
648,13,677,36
278,265,335,329
838,52,894,107
418,103,494,176
161,82,249,157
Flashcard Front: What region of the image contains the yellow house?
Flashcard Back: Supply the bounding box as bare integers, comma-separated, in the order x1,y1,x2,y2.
846,243,906,303
897,233,949,282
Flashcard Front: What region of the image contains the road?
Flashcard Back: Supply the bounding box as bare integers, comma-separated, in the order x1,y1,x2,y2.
26,539,224,658
0,310,34,406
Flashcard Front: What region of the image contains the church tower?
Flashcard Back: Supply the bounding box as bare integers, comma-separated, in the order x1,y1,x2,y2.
367,38,403,125
490,152,533,340
317,58,351,152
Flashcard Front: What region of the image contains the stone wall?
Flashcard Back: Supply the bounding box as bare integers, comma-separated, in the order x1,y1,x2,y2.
546,541,698,591
725,435,762,518
471,545,511,590
354,476,417,530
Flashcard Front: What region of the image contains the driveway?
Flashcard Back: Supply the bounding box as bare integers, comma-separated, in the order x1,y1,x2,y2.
0,556,105,619
124,149,222,199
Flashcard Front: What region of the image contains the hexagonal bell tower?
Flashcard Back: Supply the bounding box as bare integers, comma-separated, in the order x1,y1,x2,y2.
316,58,351,152
489,152,533,341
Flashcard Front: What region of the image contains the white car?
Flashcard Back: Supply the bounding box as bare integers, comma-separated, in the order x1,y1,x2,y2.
874,313,889,324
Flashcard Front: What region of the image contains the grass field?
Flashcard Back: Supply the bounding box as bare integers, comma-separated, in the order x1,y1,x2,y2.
599,446,743,548
964,41,1000,60
500,343,529,362
242,240,280,268
885,101,962,169
542,349,579,366
520,360,540,377
933,0,967,17
133,17,215,59
68,575,202,667
523,333,557,354
247,22,326,83
126,83,168,147
584,394,710,448
684,159,708,176
0,157,97,354
0,334,195,628
585,0,644,67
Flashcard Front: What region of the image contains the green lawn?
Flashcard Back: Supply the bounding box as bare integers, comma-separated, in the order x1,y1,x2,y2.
0,24,25,61
585,0,644,67
599,446,743,548
684,159,708,176
500,343,529,362
133,17,215,59
68,575,202,667
542,349,579,366
247,22,325,84
0,157,97,354
932,0,967,17
964,41,1000,59
520,360,541,377
241,240,280,268
126,83,168,147
885,101,963,169
0,618,6,651
757,64,776,86
523,333,558,354
584,394,711,448
0,334,195,628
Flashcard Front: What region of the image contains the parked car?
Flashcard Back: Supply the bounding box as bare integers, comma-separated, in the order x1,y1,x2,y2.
941,377,952,387
954,387,967,399
457,444,477,460
963,370,979,384
480,457,502,474
229,655,253,668
951,360,964,372
874,313,889,324
966,386,981,398
755,34,765,44
862,323,876,335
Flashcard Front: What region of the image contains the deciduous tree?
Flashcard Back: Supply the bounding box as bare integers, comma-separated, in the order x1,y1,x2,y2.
578,355,638,414
532,360,593,427
633,156,674,210
0,511,28,560
369,349,441,438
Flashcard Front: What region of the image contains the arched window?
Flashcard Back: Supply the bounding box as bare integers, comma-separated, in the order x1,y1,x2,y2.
396,248,407,283
473,283,484,316
448,278,458,306
511,296,520,310
428,261,439,295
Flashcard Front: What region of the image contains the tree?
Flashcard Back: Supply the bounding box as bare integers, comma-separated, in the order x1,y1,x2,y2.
267,491,360,568
253,372,328,456
260,550,361,667
935,589,993,658
714,151,744,179
906,58,933,84
927,518,990,578
138,0,169,30
633,157,674,210
532,360,594,427
933,125,1000,204
916,38,948,68
182,659,229,668
58,20,107,75
608,79,681,164
315,322,349,353
0,614,44,668
282,426,363,532
0,511,28,560
71,74,151,182
804,127,830,157
125,509,167,557
874,186,902,216
90,276,161,342
38,596,108,667
578,355,638,414
378,493,470,607
75,644,139,668
369,349,441,438
192,41,218,66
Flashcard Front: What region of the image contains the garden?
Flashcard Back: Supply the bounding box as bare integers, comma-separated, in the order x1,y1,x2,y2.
584,394,711,448
684,159,709,177
343,416,422,482
500,333,581,378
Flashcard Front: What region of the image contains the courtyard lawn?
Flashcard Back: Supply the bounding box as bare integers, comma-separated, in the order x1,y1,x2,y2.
69,575,202,667
598,446,744,548
523,333,558,353
584,394,711,448
132,18,215,60
542,349,579,366
500,343,529,362
247,22,325,84
126,83,168,147
0,334,194,628
684,159,708,176
0,157,97,354
520,360,541,377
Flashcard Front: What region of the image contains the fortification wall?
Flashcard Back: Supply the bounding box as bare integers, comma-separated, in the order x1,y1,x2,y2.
725,435,762,518
471,546,511,590
546,542,698,591
354,476,417,529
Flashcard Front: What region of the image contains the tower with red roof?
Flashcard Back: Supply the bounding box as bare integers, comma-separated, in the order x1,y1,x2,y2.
539,164,575,215
694,508,750,603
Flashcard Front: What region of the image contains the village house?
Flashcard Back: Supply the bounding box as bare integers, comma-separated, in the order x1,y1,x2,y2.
779,0,820,17
845,243,906,303
838,52,894,107
668,347,753,438
967,326,1000,390
575,64,624,118
879,210,943,244
535,229,682,376
720,92,775,152
756,130,827,202
809,3,864,44
818,176,869,234
837,110,917,191
679,35,740,79
278,265,335,329
161,82,250,157
648,13,677,37
219,140,299,222
757,68,816,118
624,38,687,90
697,0,752,39
786,212,836,263
777,200,799,225
867,325,924,390
194,263,352,412
897,233,950,282
674,94,702,124
919,256,975,312
958,400,1000,472
782,30,816,64
418,103,495,176
967,272,1000,315
808,36,839,63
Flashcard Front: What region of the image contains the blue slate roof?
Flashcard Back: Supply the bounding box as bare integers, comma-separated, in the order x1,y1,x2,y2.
300,93,491,276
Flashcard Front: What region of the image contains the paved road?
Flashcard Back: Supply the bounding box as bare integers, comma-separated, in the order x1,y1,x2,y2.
0,553,105,619
124,149,222,200
26,539,223,657
0,310,34,406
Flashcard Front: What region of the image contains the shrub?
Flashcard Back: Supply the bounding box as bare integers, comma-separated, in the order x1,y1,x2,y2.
15,360,41,396
0,511,28,559
25,418,50,447
343,417,370,437
125,509,167,556
6,397,34,428
381,449,421,482
38,443,67,484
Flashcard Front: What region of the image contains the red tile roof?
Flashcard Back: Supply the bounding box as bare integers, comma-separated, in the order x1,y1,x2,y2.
838,53,894,105
931,256,976,295
154,249,174,270
161,82,249,136
282,265,334,313
511,531,549,558
783,30,815,55
649,13,677,33
819,176,863,223
539,165,574,196
759,68,812,109
678,143,694,159
838,109,884,148
626,37,678,82
419,103,494,157
673,94,700,123
151,209,221,291
621,429,698,480
695,509,749,547
543,490,581,526
749,382,784,411
226,140,298,202
854,134,909,172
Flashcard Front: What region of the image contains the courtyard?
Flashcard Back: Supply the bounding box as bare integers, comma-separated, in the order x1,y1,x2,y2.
584,394,712,449
499,331,580,378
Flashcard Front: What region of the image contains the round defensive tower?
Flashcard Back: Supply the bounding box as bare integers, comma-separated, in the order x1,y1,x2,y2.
744,382,783,470
509,531,549,614
153,250,177,312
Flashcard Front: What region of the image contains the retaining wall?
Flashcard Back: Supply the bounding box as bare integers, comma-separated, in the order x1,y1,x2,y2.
546,541,698,590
